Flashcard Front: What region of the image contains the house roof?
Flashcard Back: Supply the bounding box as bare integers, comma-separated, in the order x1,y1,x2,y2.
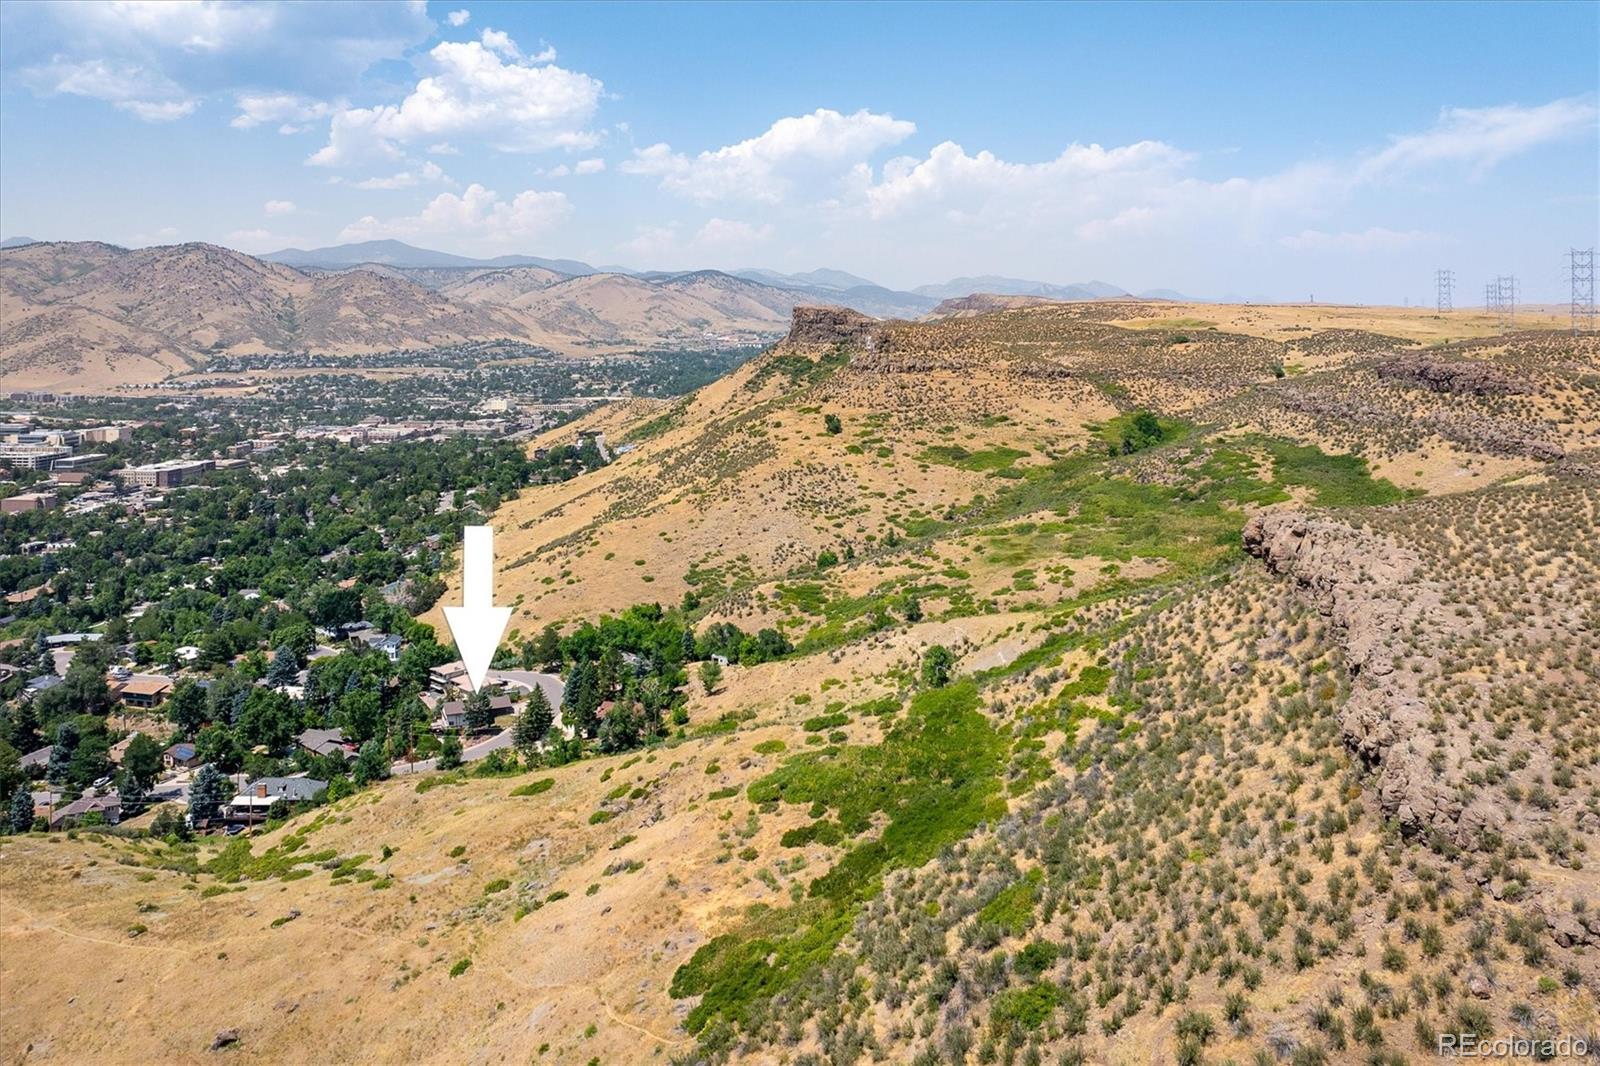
165,742,197,759
20,744,52,767
50,791,120,824
296,728,353,758
231,777,327,804
119,674,174,697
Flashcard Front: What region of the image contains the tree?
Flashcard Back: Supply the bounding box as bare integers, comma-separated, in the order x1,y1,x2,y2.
0,739,21,803
437,734,463,770
514,687,554,758
188,763,231,824
335,688,384,744
167,680,208,737
563,659,601,738
239,688,297,752
463,689,495,733
921,645,955,689
8,787,33,834
150,804,191,841
698,659,723,696
46,719,79,785
195,723,243,773
533,624,563,671
265,644,299,688
901,595,924,623
351,739,389,786
120,733,163,793
596,698,642,754
824,413,843,435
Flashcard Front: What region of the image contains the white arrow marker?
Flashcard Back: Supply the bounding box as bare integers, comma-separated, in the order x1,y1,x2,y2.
443,525,513,693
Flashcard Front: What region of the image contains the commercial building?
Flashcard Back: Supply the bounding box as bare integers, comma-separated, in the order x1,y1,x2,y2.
0,443,71,470
1,492,58,513
116,459,214,489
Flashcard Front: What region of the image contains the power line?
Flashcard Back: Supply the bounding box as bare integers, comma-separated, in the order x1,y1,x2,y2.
1434,269,1454,313
1490,275,1517,329
1570,248,1595,333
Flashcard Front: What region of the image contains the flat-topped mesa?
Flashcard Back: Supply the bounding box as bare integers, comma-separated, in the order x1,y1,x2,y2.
782,305,881,349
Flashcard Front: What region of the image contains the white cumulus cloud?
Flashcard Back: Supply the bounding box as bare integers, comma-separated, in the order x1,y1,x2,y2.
263,200,297,216
352,161,452,190
446,9,471,27
22,57,197,122
308,31,603,165
622,108,915,203
338,184,570,244
232,93,335,132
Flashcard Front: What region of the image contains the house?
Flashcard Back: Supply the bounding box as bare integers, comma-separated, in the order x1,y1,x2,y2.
20,744,52,771
295,727,355,761
174,645,201,663
49,791,121,830
432,700,466,731
117,673,174,709
227,777,327,819
351,630,402,662
489,694,514,716
22,674,61,699
28,789,60,822
163,742,201,770
428,660,470,694
108,731,146,766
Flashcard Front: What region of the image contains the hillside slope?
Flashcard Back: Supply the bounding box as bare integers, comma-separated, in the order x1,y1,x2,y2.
2,304,1595,1066
0,245,803,391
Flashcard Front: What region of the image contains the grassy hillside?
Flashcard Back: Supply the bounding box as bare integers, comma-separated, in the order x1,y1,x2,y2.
3,303,1596,1065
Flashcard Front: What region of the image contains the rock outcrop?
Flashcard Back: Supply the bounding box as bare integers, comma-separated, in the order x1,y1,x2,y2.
1375,355,1527,395
1242,511,1497,848
782,305,880,349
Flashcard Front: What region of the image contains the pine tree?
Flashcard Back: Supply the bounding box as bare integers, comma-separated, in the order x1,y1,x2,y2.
464,688,495,733
514,687,554,758
46,720,79,785
352,740,389,786
265,644,299,688
437,734,463,770
188,763,231,824
563,659,601,738
8,787,34,834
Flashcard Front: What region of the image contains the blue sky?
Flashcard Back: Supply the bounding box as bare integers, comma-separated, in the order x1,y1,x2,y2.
1,0,1595,302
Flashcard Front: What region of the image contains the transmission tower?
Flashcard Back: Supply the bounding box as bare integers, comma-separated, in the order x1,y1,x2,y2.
1570,248,1595,332
1484,282,1499,318
1434,269,1454,313
1494,275,1517,329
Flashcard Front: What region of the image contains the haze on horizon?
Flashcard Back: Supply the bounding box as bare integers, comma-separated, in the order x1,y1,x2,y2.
1,0,1596,303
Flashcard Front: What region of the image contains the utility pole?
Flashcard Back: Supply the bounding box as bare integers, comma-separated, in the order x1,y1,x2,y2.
1570,248,1595,333
1434,269,1454,313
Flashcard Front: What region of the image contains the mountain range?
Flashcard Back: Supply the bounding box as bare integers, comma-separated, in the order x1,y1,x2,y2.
0,236,1195,390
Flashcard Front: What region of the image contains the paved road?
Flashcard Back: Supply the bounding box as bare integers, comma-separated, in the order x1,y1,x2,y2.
390,669,565,776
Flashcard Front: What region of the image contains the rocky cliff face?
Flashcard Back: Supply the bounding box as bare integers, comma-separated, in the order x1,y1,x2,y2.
782,305,881,349
1242,511,1496,848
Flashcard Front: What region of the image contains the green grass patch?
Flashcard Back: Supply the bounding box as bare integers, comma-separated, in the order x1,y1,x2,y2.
920,445,1029,473
675,681,1006,1036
